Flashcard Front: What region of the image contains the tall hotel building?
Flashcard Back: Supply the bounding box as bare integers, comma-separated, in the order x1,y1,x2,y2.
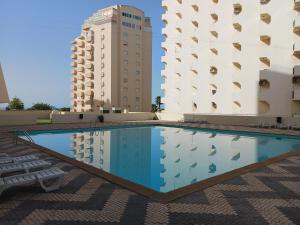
161,0,300,116
70,5,152,112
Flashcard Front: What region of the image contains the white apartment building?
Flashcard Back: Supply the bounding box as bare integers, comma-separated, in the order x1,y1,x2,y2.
161,0,300,116
70,5,152,112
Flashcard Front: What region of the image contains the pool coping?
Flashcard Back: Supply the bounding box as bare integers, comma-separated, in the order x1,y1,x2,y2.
5,121,300,203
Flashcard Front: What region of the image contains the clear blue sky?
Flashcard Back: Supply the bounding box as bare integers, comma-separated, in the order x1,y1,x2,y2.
0,0,163,108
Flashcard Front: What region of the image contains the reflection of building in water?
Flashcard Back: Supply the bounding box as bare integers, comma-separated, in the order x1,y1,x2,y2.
70,127,161,189
71,131,110,170
159,127,300,192
70,126,300,193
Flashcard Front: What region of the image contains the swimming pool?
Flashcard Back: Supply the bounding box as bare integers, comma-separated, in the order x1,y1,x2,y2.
20,125,300,193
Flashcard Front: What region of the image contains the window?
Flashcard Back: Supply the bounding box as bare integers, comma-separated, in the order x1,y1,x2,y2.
122,21,131,28
123,78,128,83
123,60,128,65
123,32,128,37
123,50,128,55
136,97,140,101
136,70,140,75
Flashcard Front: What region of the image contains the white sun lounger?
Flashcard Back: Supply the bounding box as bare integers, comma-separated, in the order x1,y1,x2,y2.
0,167,65,195
0,155,38,165
0,159,51,176
0,153,9,158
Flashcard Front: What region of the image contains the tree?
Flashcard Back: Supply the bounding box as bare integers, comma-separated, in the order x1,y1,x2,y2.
155,96,162,111
60,107,70,112
151,104,158,112
8,97,24,110
29,103,53,110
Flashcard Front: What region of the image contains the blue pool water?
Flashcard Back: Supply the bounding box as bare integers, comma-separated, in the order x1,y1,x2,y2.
21,126,300,193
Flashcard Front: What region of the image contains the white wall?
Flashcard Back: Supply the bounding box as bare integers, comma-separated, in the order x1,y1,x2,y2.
51,111,155,124
0,111,51,126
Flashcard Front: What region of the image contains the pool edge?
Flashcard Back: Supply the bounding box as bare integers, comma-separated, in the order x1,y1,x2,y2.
14,134,300,203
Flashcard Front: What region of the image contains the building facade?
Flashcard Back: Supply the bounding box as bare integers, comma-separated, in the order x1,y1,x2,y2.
0,64,9,103
161,0,300,116
70,5,152,112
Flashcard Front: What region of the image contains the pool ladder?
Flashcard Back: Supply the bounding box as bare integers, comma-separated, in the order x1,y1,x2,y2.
14,130,35,144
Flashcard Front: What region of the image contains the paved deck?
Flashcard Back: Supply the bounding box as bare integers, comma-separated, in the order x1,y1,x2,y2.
0,123,300,225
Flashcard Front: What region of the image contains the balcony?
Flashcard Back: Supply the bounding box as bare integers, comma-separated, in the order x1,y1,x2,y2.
295,1,300,12
86,54,94,61
77,75,84,81
82,24,90,31
210,66,218,75
86,44,93,51
70,54,77,59
77,58,84,64
233,62,241,70
210,31,218,38
260,13,271,24
77,84,85,90
210,48,218,55
80,92,85,98
86,81,94,88
233,42,241,51
70,62,77,67
78,50,84,56
233,23,242,32
71,85,77,91
260,35,271,45
71,46,77,52
77,67,84,72
259,57,270,66
77,40,85,48
261,0,270,4
86,63,94,70
71,93,77,99
86,72,94,79
211,13,218,23
70,69,77,75
233,3,242,15
70,77,77,83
